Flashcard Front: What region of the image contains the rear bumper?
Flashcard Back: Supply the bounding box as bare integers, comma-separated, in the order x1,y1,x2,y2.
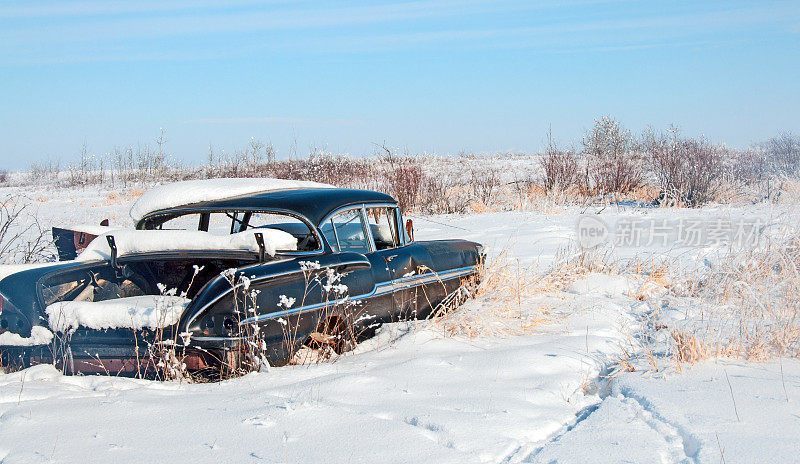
0,343,215,375
0,335,294,375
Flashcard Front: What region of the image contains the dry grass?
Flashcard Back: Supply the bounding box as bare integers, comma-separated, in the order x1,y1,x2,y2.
610,231,800,373
432,245,622,338
669,234,800,366
432,233,799,373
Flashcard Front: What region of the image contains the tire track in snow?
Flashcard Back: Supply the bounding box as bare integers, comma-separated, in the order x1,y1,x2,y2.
614,386,701,463
519,383,700,464
517,392,604,463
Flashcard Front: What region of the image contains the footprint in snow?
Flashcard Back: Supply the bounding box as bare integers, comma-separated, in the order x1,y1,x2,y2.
243,415,277,429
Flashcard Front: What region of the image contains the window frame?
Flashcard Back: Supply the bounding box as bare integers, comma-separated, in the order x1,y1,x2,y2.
319,202,406,254
322,205,372,254
363,205,402,251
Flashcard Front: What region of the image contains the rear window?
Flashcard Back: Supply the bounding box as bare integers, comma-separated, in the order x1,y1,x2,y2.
243,213,319,251
144,210,319,252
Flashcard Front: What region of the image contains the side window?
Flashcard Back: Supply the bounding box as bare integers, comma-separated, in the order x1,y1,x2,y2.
365,206,400,250
326,208,370,254
206,212,236,235
153,212,235,235
400,209,412,244
320,220,338,251
244,212,319,252
158,213,202,231
40,266,147,307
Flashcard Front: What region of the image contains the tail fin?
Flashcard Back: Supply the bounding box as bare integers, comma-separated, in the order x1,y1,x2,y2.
52,227,99,260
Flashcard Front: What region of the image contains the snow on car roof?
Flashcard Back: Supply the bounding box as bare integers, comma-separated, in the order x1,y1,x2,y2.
76,228,297,261
129,178,334,222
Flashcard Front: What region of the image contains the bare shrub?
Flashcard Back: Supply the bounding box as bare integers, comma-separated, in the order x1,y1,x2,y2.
268,151,379,189
765,131,800,176
66,142,103,187
643,126,723,206
375,146,425,212
207,138,277,178
582,116,643,194
469,166,501,206
722,133,800,203
419,174,470,214
727,147,767,183
28,158,61,184
540,135,580,192
0,196,53,264
387,162,423,212
722,146,785,203
140,129,169,178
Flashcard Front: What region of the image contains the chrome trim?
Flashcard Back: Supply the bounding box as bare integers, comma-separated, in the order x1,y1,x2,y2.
361,204,376,253
320,204,372,255
317,202,399,229
329,218,341,252
184,258,372,331
236,264,477,326
191,336,246,342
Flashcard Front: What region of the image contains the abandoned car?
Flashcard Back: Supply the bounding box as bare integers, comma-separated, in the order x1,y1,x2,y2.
0,179,483,375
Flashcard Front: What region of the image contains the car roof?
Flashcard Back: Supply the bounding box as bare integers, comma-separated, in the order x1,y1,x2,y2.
129,178,333,222
137,188,397,226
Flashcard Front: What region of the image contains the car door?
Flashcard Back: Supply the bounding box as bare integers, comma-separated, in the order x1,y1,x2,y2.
318,206,392,327
362,205,423,322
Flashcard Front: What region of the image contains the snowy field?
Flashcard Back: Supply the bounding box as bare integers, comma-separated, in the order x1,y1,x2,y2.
1,184,799,463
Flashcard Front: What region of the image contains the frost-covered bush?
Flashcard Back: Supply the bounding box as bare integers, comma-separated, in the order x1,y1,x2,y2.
419,174,470,214
643,127,723,206
539,144,580,192
267,151,379,190
385,162,424,213
764,131,800,177
582,116,643,194
469,166,502,206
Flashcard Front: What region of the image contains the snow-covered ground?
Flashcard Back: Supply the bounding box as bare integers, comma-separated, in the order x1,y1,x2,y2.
1,185,799,463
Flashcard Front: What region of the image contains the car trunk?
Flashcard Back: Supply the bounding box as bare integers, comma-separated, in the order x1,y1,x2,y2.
5,252,265,375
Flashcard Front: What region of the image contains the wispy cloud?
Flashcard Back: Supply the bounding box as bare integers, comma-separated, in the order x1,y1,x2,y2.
0,0,637,46
0,0,289,18
1,0,797,65
1,0,525,37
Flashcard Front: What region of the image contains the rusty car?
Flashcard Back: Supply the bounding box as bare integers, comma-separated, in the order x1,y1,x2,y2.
0,179,482,376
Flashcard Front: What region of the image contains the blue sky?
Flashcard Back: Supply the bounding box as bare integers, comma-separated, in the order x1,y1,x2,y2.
1,0,798,168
